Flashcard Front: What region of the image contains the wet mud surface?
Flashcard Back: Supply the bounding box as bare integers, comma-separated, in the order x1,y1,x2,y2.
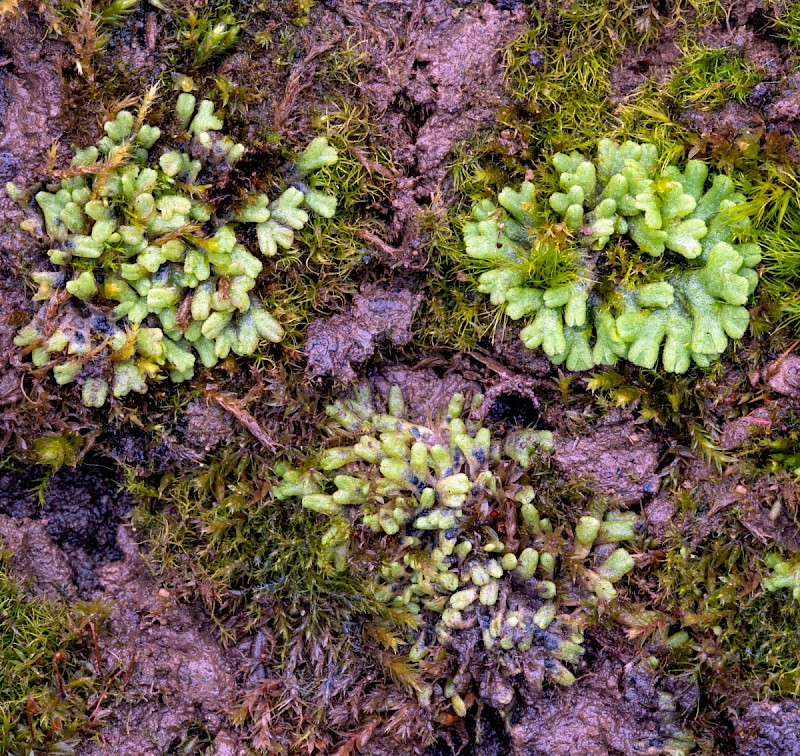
0,459,130,594
552,415,661,503
0,15,63,409
0,514,78,601
336,0,527,258
1,0,800,754
509,658,700,756
83,527,244,756
306,284,424,381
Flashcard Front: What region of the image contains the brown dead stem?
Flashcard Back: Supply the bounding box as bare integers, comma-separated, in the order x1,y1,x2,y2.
273,39,341,131
207,391,276,451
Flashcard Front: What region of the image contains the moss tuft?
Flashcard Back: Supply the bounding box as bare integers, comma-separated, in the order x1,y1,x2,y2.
0,551,105,751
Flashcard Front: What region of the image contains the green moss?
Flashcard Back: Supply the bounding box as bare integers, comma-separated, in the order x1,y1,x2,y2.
128,449,382,629
749,181,800,331
37,0,141,81
31,433,83,472
608,79,692,160
739,409,800,476
503,10,613,154
655,520,800,698
127,445,422,750
501,2,725,156
772,0,800,53
669,44,763,112
319,37,368,89
0,552,104,751
288,0,316,27
178,1,241,69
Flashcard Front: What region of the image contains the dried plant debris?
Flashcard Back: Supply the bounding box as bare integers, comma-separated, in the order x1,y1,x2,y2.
9,91,338,405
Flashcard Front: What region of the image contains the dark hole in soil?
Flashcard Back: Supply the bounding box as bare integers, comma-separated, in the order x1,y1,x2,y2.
166,721,213,754
745,7,781,39
488,392,540,427
393,92,435,138
577,631,602,670
488,0,530,10
0,39,14,75
425,702,510,755
0,455,131,595
106,425,165,468
0,52,10,125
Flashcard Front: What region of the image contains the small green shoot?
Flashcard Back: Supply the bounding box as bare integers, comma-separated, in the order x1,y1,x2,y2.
180,2,241,68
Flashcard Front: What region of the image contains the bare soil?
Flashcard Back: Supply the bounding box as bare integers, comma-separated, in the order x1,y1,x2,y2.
552,414,661,503
83,527,245,756
0,459,130,594
509,657,700,756
336,0,527,259
306,283,424,381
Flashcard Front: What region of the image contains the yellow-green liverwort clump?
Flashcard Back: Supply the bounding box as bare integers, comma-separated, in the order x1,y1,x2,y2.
463,139,761,373
274,385,648,714
763,553,800,600
9,93,338,406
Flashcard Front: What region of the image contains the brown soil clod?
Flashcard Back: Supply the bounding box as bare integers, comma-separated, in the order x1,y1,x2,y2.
0,514,78,601
181,399,238,453
306,283,424,382
764,354,800,397
734,700,800,755
370,363,480,424
720,407,774,450
551,416,661,504
0,11,66,414
509,657,696,756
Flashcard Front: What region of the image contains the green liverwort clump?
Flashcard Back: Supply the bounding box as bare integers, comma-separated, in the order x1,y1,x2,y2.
9,93,338,406
763,553,800,600
463,139,761,373
275,385,642,713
